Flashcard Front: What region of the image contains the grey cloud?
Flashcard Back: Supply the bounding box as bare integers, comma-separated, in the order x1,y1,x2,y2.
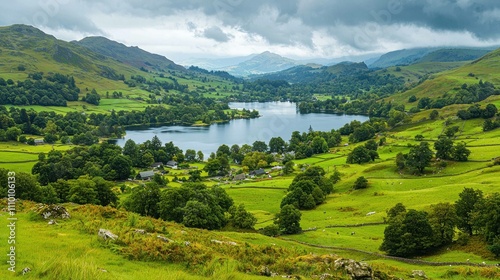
2,0,500,54
202,26,231,42
0,0,102,33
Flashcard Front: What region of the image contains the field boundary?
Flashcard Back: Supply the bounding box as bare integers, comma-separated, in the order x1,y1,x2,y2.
278,238,496,267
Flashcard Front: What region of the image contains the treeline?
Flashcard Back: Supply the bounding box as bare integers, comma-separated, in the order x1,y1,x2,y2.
416,80,499,110
0,168,117,207
188,66,241,82
381,188,500,257
240,65,405,103
0,73,79,106
123,182,256,230
0,96,259,143
124,74,189,93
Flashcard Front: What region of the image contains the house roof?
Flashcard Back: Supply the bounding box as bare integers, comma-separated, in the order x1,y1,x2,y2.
251,168,266,175
166,160,178,165
34,139,44,143
139,170,155,178
233,173,246,180
151,162,163,167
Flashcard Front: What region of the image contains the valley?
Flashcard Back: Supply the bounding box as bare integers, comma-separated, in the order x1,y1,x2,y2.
0,23,500,280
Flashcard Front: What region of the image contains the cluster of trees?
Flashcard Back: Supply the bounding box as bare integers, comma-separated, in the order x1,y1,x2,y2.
0,168,116,206
32,143,133,184
0,73,79,106
280,166,334,210
417,80,499,110
433,137,471,161
0,106,115,143
483,118,500,132
396,139,470,175
457,104,498,120
123,182,256,230
124,74,189,94
381,188,500,257
188,66,242,82
123,136,187,168
346,139,379,164
202,128,343,176
338,119,386,143
81,89,101,105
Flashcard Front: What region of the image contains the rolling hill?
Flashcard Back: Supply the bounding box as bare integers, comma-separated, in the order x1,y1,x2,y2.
221,51,299,76
387,47,500,105
74,36,185,72
368,47,495,69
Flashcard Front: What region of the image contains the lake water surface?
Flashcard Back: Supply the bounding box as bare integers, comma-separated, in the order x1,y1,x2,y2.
115,102,369,156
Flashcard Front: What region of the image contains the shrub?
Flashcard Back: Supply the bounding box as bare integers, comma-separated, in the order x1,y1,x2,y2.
353,176,368,190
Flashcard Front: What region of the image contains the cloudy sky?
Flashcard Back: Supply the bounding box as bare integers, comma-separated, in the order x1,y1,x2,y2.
2,0,500,61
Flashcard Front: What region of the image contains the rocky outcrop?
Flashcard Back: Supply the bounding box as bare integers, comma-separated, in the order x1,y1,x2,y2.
334,259,372,280
35,204,70,219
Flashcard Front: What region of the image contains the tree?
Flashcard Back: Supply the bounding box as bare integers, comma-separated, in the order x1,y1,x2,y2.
455,188,483,235
123,183,161,218
67,177,99,205
395,152,406,170
430,110,439,120
452,142,470,162
183,200,225,230
353,176,368,189
283,161,295,175
5,127,21,141
252,140,268,153
428,203,457,246
0,170,41,201
275,204,301,234
229,204,257,229
92,176,118,206
109,155,132,180
434,137,454,160
269,137,286,153
197,150,204,162
203,157,221,177
405,142,433,174
380,208,435,257
310,136,329,154
216,144,230,157
473,193,500,245
346,146,373,164
185,149,197,162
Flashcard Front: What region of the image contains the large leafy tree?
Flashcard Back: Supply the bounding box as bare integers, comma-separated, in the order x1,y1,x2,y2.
428,202,457,246
455,188,483,235
275,204,302,234
123,183,161,218
434,137,454,160
452,142,471,162
381,205,435,257
405,142,433,174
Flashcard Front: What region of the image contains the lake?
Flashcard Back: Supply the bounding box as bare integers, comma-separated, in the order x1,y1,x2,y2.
115,102,369,156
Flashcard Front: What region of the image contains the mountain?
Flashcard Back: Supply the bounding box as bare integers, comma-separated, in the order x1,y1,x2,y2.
0,24,144,84
414,48,491,63
179,54,257,70
368,48,437,68
369,47,497,69
74,36,184,71
221,51,299,76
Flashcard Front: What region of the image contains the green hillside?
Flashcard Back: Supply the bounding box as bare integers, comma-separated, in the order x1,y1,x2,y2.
416,49,491,63
74,36,185,72
386,48,500,107
0,25,244,113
